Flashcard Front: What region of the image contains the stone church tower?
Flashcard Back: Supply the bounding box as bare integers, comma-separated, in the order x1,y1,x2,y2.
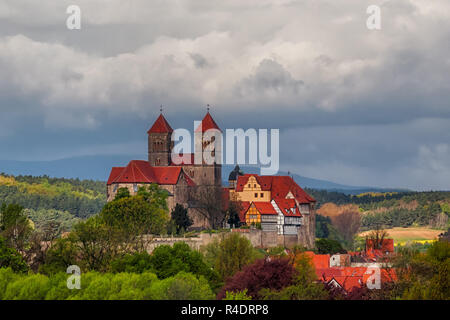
147,114,174,166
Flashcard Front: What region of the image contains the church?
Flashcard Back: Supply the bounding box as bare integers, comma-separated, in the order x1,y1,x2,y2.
106,111,316,246
107,111,223,228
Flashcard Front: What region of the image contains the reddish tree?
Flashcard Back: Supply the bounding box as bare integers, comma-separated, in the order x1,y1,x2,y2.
217,257,296,299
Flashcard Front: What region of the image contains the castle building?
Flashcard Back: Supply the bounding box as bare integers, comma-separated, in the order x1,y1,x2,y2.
107,111,222,228
106,112,316,247
227,166,317,248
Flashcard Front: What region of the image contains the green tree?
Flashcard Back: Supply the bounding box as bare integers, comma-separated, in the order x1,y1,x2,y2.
0,237,29,273
203,233,258,281
0,203,32,251
171,204,192,234
315,238,346,254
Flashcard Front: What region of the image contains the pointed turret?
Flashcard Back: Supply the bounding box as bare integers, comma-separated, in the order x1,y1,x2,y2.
147,114,173,134
195,111,221,132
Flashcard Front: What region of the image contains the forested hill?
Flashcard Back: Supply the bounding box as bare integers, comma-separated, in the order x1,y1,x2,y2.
307,188,450,230
0,173,106,232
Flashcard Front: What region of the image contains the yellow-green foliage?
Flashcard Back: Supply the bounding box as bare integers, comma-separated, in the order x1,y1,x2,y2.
0,269,215,300
0,175,102,200
356,192,398,198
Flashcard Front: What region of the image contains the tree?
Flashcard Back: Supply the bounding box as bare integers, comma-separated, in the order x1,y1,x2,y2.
190,186,226,229
101,194,168,236
149,242,220,290
0,237,28,273
202,233,259,281
315,238,346,254
0,203,32,251
365,226,389,250
226,201,243,228
259,252,328,300
331,210,361,248
171,204,192,234
39,236,79,275
110,251,154,274
217,257,296,299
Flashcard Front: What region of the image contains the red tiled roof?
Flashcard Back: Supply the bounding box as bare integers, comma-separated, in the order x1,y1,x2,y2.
366,239,394,253
107,167,124,185
303,251,330,269
234,174,315,204
274,199,302,217
253,202,277,215
111,160,157,184
147,114,173,134
107,160,195,186
195,112,221,132
238,201,251,222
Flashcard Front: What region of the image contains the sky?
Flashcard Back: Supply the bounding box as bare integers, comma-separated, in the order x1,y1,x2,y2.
0,0,450,190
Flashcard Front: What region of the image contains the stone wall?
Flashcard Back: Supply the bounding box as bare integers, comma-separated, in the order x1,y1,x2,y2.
143,229,314,254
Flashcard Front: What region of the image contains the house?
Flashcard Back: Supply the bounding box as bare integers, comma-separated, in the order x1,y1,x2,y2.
228,168,317,247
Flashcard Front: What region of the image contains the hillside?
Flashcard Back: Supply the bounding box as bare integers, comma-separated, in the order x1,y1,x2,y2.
0,173,106,233
311,189,450,231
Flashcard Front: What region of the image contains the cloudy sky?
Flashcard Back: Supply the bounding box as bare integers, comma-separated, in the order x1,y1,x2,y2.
1,0,450,190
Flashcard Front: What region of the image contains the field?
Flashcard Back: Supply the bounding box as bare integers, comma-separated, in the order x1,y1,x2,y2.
359,227,445,245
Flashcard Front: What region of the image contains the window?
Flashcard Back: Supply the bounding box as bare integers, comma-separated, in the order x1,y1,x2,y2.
254,184,256,188
260,193,264,198
133,184,138,193
255,193,258,198
113,184,118,192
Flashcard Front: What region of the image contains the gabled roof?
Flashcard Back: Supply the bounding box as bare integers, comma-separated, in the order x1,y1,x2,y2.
273,199,302,217
238,201,251,222
107,160,195,186
195,112,221,132
253,202,277,215
107,167,125,185
147,114,173,134
234,174,315,204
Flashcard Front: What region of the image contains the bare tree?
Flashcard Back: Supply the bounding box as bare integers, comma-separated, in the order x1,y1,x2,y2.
366,225,390,250
332,210,361,247
189,186,226,229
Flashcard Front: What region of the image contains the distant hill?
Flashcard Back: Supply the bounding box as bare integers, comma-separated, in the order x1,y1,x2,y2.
0,156,409,194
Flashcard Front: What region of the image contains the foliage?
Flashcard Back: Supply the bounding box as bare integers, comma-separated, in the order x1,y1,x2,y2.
315,238,346,254
101,190,168,235
170,204,192,234
0,203,32,251
391,240,450,300
0,237,28,273
331,210,361,249
217,257,296,299
0,269,215,300
0,174,105,219
223,289,252,300
202,233,261,282
110,252,154,274
260,252,327,300
114,187,130,200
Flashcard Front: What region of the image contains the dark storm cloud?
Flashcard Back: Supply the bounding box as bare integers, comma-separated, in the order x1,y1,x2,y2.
1,0,450,189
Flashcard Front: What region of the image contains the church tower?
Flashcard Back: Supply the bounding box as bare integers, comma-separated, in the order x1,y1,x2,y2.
147,113,173,166
194,111,222,186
